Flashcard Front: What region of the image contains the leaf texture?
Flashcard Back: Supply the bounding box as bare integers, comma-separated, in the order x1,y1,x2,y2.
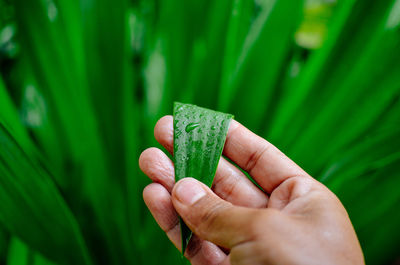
173,102,233,255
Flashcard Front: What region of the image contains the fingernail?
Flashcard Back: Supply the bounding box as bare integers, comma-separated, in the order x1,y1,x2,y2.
175,178,206,205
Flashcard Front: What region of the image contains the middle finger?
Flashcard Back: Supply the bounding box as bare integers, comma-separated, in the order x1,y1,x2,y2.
139,147,268,208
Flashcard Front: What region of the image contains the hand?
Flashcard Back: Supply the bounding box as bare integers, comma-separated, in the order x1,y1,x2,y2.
139,116,365,265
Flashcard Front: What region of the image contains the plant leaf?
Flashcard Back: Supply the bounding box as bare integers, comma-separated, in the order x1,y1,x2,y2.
12,0,140,263
0,76,91,265
0,124,92,265
173,102,233,255
219,0,304,131
7,237,57,265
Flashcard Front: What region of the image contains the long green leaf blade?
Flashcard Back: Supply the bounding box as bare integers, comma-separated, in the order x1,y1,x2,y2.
0,125,92,265
173,102,233,255
219,0,304,131
7,237,57,265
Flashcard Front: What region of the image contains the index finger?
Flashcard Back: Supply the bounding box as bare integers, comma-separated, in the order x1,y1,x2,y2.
153,116,268,208
155,115,308,194
224,120,309,193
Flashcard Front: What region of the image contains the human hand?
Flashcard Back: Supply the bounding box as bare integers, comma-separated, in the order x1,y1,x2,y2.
139,116,365,265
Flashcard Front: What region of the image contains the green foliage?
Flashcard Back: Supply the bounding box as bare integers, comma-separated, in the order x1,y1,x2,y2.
0,0,399,264
0,78,92,265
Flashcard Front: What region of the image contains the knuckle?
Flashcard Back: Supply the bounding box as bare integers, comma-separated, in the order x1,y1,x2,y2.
230,241,267,265
194,200,229,237
184,235,202,259
218,174,239,201
249,209,279,234
244,143,271,173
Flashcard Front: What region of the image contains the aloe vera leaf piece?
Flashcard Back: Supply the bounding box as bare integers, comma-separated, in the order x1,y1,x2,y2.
173,102,233,255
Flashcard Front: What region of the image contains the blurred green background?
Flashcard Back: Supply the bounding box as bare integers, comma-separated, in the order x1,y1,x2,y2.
0,0,400,264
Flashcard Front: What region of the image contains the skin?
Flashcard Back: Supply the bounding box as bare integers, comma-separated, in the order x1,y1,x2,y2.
139,115,365,265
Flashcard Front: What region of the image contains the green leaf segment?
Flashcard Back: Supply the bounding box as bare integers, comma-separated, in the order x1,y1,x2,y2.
173,102,233,255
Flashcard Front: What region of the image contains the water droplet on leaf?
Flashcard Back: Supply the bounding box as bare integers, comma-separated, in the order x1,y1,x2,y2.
185,122,200,133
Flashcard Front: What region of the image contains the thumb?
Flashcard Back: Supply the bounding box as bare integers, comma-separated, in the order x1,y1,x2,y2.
171,178,259,249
